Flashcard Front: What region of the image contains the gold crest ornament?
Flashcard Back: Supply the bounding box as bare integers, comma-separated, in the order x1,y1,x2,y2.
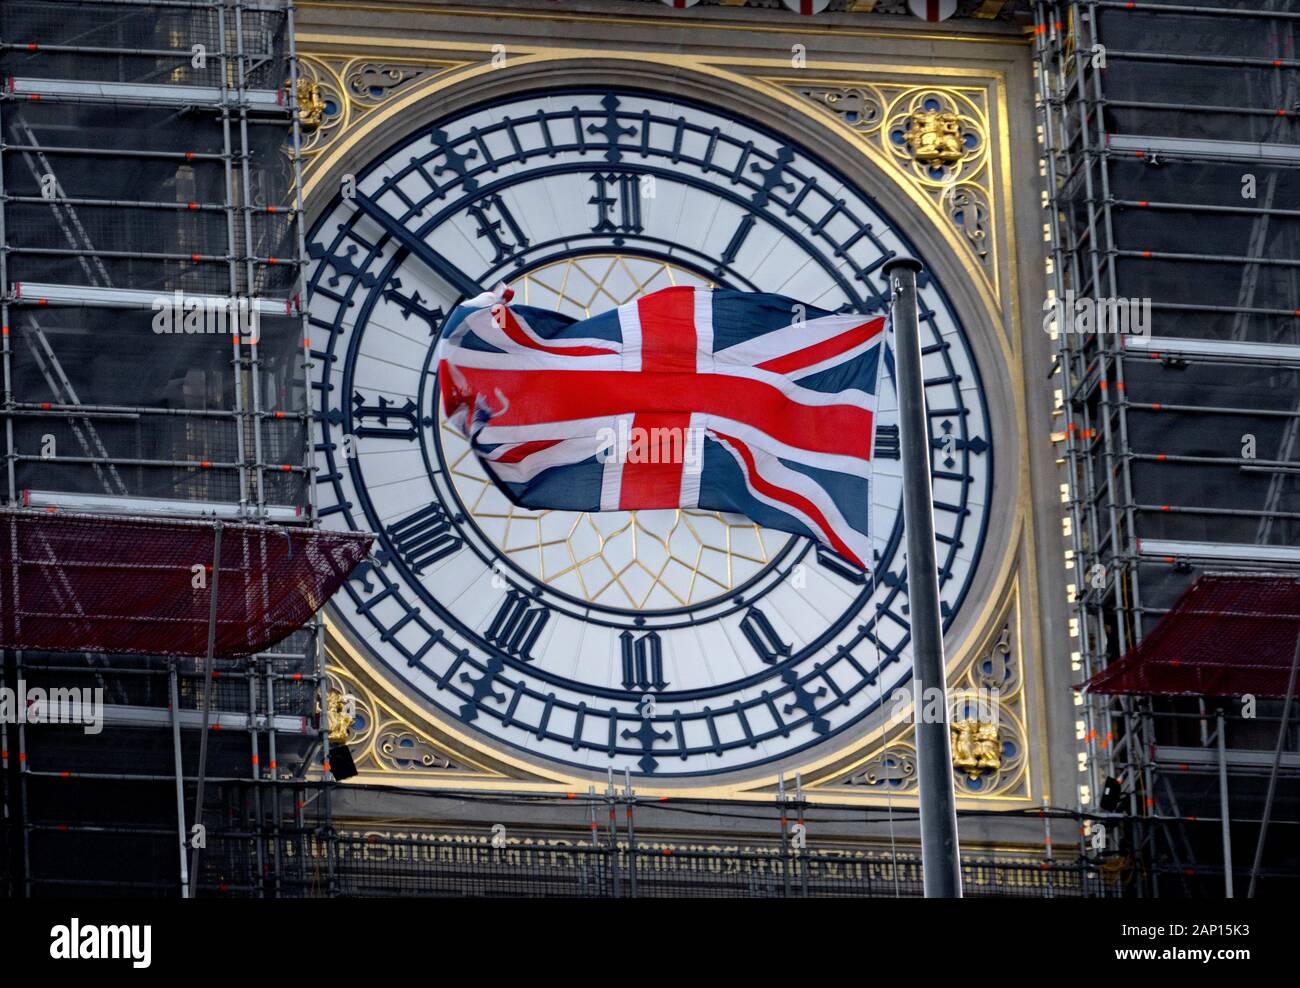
952,719,1002,780
325,690,356,744
903,109,964,166
296,78,326,129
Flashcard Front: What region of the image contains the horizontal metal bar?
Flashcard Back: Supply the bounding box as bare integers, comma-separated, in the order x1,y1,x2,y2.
7,401,236,419
1,144,225,163
1125,335,1300,365
1128,452,1297,469
1107,49,1300,70
1126,402,1300,419
0,42,268,61
9,245,226,263
8,246,303,268
15,453,241,469
6,193,232,213
1155,745,1300,771
96,703,311,734
1146,301,1300,318
1107,99,1299,120
18,662,255,677
1108,132,1300,164
1114,198,1300,220
2,408,142,421
7,77,286,111
12,281,294,314
1135,538,1300,565
1134,502,1300,522
1117,248,1300,268
21,770,308,785
13,0,286,11
1092,0,1300,21
16,662,314,678
22,489,307,523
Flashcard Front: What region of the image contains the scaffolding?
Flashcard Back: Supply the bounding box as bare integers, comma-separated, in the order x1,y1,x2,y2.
1036,0,1300,896
0,0,340,895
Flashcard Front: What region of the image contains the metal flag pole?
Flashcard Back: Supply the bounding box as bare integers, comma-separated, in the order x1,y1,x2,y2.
883,256,963,898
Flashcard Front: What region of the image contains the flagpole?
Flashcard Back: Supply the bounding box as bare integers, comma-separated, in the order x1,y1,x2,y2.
883,256,963,898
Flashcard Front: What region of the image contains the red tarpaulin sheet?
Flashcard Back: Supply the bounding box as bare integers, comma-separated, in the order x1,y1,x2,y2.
0,509,373,658
1080,573,1300,698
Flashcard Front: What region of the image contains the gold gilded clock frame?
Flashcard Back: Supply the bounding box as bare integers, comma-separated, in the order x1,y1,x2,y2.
293,7,1056,808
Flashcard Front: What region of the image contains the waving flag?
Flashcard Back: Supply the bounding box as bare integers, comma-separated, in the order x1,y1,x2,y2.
438,286,884,570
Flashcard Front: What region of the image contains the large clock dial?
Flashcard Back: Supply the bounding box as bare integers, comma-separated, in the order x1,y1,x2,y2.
307,88,993,779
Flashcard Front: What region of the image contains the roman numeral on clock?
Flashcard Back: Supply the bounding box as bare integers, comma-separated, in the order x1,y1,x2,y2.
739,607,792,665
816,544,867,585
468,193,529,264
620,630,667,692
874,424,900,459
385,502,461,573
351,391,427,441
716,214,756,277
588,173,644,242
484,589,550,663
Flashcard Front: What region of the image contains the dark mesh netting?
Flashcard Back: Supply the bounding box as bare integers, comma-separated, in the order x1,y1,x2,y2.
0,0,306,508
2,4,297,298
6,304,310,509
3,100,232,163
9,306,243,504
254,313,311,504
245,119,302,296
1105,106,1300,147
1123,360,1300,549
1074,2,1300,569
1098,8,1288,62
1133,0,1286,8
0,510,371,658
1106,159,1300,212
1105,62,1300,119
1117,257,1299,315
0,0,287,90
7,199,230,259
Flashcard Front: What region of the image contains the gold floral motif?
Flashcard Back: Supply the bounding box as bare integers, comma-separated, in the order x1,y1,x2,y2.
346,63,429,105
843,745,917,789
806,87,883,133
881,89,988,188
794,81,998,302
291,55,467,176
325,662,484,781
953,707,1027,797
816,593,1030,801
378,730,455,770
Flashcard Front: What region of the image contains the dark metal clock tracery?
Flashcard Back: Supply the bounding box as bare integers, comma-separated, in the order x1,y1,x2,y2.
307,88,993,777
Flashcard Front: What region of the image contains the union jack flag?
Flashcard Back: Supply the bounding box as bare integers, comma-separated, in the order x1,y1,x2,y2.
438,286,884,570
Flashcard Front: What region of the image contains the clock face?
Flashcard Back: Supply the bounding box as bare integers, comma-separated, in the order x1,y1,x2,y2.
307,88,993,779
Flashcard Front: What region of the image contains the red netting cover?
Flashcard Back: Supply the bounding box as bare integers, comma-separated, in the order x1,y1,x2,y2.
0,509,373,658
1080,573,1300,698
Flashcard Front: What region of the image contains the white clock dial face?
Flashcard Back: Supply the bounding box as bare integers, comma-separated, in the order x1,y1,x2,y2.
307,88,993,779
